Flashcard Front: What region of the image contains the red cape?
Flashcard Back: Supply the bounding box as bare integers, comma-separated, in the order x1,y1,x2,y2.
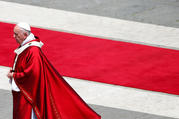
13,40,101,119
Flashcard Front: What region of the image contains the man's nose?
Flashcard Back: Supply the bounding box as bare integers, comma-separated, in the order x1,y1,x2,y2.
13,34,17,38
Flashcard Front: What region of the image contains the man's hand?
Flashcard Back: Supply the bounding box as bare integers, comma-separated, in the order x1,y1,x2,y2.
7,71,14,79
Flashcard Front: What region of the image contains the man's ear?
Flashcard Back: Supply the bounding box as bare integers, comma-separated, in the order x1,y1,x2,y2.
23,32,28,38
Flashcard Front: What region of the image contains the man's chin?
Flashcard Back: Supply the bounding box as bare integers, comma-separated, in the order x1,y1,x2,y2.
15,40,20,44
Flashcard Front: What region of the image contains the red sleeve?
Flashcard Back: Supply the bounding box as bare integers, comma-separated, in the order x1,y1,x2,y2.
13,47,42,79
13,72,25,79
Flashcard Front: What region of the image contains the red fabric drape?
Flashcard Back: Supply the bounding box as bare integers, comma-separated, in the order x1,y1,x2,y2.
12,40,101,119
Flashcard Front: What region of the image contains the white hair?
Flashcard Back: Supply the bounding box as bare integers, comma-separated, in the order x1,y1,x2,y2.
19,27,31,35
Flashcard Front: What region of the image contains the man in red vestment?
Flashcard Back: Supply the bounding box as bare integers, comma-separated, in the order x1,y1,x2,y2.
7,22,101,119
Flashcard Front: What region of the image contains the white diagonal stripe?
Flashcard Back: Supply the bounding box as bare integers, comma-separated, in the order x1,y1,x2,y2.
1,66,179,118
0,1,179,50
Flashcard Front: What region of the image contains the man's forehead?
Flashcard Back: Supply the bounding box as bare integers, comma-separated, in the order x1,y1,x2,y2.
14,25,19,29
14,25,21,32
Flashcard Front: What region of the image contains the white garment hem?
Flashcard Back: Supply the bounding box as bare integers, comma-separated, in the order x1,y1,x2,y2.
31,108,37,119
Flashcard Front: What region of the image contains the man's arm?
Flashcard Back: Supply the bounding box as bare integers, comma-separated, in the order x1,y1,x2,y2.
7,71,14,79
13,47,41,80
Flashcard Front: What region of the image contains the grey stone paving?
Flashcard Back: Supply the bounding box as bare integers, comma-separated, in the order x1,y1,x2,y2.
0,89,177,119
1,0,179,28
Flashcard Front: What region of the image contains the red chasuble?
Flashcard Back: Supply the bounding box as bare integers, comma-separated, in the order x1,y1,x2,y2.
12,39,101,119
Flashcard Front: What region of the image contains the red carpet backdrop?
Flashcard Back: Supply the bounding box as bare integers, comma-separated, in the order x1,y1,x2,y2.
1,22,179,95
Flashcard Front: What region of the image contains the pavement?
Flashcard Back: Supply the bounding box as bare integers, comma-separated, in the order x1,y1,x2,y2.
0,0,179,119
0,89,177,119
2,0,179,28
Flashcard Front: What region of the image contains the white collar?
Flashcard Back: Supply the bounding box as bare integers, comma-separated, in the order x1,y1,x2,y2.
21,33,35,46
14,41,43,55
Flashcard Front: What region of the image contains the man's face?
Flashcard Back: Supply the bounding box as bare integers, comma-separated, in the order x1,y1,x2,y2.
13,26,27,45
